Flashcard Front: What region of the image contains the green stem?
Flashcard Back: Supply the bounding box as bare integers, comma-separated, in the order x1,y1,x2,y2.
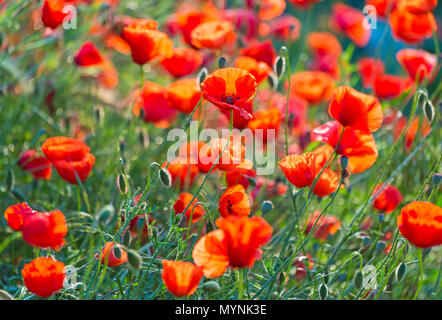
413,249,424,300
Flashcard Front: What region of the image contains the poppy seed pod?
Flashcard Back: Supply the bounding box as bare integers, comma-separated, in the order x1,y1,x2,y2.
218,57,227,68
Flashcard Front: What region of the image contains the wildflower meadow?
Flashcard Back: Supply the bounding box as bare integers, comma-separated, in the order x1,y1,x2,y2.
0,0,441,306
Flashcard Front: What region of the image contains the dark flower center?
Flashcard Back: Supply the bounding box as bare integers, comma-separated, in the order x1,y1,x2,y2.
221,94,240,105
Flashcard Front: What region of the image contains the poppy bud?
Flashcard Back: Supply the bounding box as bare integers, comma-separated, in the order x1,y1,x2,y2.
267,73,278,90
261,200,274,214
340,155,348,170
375,241,386,254
378,214,384,223
0,289,13,300
396,263,406,282
423,100,435,124
117,174,128,195
319,284,328,300
123,231,132,247
127,249,142,269
119,141,126,155
274,56,286,78
113,245,122,259
159,168,172,188
280,46,288,57
218,57,227,69
363,237,370,246
6,168,14,191
202,281,221,293
354,270,363,290
198,68,208,85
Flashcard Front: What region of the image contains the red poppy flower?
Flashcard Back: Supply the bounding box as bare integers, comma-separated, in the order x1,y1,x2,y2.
312,168,340,197
192,216,272,276
307,31,342,78
18,150,52,180
21,209,68,250
288,71,335,104
258,0,286,21
3,202,36,231
191,20,236,49
279,153,319,188
41,136,90,162
396,48,438,83
165,79,201,114
311,121,378,173
293,254,314,281
41,0,69,29
234,56,272,84
225,160,256,189
161,47,203,78
328,86,383,132
174,8,217,46
174,192,205,223
162,260,203,297
357,58,385,88
397,0,437,14
219,184,251,218
201,67,257,120
21,257,65,298
365,0,397,17
240,40,277,67
247,107,282,143
133,81,177,124
305,211,341,240
373,184,403,213
389,9,437,44
74,42,105,67
122,19,173,65
397,201,442,248
199,136,246,172
128,214,153,239
393,116,431,150
97,62,119,89
99,242,128,267
268,93,308,135
165,157,199,190
311,145,334,169
331,3,371,47
259,15,301,41
104,34,131,55
373,73,413,100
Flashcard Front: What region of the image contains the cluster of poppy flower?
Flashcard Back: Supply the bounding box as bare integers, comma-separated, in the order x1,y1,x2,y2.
2,0,441,299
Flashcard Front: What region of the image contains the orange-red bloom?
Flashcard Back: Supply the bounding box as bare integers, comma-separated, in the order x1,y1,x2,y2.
259,0,286,21
166,78,201,114
312,169,340,197
247,107,282,143
173,8,217,46
357,58,385,88
74,42,105,67
22,257,65,298
192,216,272,277
174,192,205,223
307,31,342,78
3,202,36,231
162,260,203,297
41,136,95,184
396,48,438,83
122,19,173,65
42,0,69,29
18,150,52,180
397,201,442,248
161,47,203,78
389,9,437,44
219,184,251,218
305,211,341,240
198,136,246,172
366,0,398,17
21,209,68,250
372,73,413,99
165,157,199,190
373,184,403,213
191,20,236,49
240,40,276,67
234,56,272,84
225,159,256,189
397,0,437,14
331,3,371,47
133,81,177,125
288,71,335,104
201,67,257,120
99,242,128,267
328,86,383,132
279,153,318,188
259,15,301,41
311,121,378,173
